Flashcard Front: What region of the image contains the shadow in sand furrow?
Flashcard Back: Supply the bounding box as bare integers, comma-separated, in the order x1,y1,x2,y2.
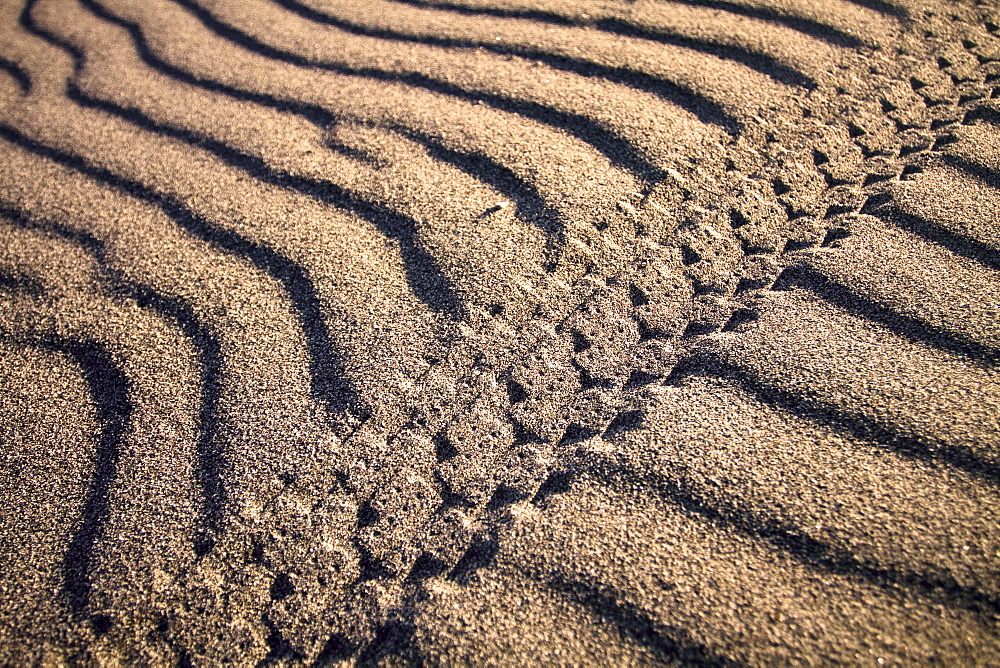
386,0,574,24
664,356,1000,489
77,0,661,182
389,0,866,48
963,106,1000,128
0,54,31,94
0,266,43,297
645,0,868,46
0,203,227,550
385,77,665,182
313,633,358,666
126,283,225,555
66,0,337,127
36,0,636,275
545,575,741,666
841,0,909,20
406,130,563,239
942,153,1000,192
9,334,132,631
323,136,384,168
222,0,739,134
771,264,1000,366
871,204,1000,271
276,0,816,90
0,125,361,426
574,452,1000,617
259,617,306,664
24,8,466,319
589,17,814,89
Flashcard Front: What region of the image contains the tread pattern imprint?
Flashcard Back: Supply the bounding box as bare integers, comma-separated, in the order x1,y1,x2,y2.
0,0,998,664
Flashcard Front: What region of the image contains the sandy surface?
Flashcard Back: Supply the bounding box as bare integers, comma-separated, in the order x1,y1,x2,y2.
0,0,998,664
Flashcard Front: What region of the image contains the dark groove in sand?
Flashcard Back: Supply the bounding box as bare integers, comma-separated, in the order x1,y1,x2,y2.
942,153,1000,192
18,335,132,623
82,0,663,182
666,356,1000,488
30,0,496,303
580,453,1000,616
547,574,743,665
841,0,910,20
0,124,362,425
174,0,741,134
0,203,228,544
0,54,31,94
404,129,564,239
0,266,44,297
773,264,1000,366
74,0,337,125
591,16,814,89
880,205,1000,271
26,7,466,319
654,0,868,47
390,0,866,48
76,93,465,318
279,0,817,90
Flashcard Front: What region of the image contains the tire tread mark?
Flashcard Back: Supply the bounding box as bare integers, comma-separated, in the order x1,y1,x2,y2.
45,0,992,656
248,6,1000,660
344,15,1000,646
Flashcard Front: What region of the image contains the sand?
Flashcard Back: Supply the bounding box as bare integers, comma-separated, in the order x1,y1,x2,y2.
0,0,997,663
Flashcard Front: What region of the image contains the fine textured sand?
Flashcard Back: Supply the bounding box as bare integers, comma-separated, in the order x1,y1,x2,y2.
0,0,998,664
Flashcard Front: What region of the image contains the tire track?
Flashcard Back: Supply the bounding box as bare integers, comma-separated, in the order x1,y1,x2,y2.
333,4,1000,661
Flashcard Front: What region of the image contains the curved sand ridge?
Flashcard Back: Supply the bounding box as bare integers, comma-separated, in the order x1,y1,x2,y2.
0,0,998,663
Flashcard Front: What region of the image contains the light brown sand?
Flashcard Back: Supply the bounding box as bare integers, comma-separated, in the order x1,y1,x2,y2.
0,0,997,663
